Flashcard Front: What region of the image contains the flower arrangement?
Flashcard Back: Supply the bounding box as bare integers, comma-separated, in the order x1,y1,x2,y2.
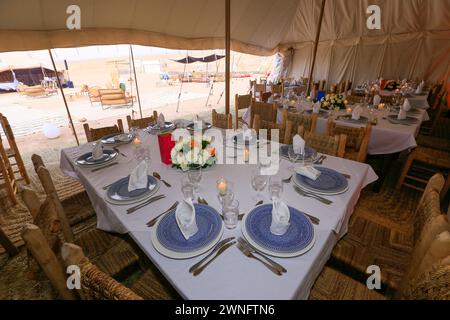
170,136,216,171
384,80,401,91
320,93,346,109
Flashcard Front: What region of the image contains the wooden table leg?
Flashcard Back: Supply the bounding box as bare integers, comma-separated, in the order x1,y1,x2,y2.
0,226,19,257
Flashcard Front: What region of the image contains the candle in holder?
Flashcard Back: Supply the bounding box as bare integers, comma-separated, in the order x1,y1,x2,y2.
306,96,312,102
244,148,250,162
133,136,142,146
378,103,385,110
346,107,352,114
217,178,228,196
344,100,348,105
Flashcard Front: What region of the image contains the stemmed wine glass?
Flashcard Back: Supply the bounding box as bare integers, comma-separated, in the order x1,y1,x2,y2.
251,168,268,201
287,145,300,171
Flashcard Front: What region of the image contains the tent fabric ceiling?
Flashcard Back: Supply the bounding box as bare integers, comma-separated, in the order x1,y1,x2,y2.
0,0,449,83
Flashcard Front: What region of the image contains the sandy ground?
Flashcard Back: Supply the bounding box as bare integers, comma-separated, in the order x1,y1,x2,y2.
0,52,271,154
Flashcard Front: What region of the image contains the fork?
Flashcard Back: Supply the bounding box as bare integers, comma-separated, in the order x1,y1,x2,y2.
113,146,127,157
293,185,332,205
126,194,166,214
238,238,287,273
237,242,282,276
146,201,179,227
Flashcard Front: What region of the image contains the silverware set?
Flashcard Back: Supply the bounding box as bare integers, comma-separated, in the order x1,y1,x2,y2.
189,237,236,276
126,194,166,214
314,155,326,165
91,162,118,172
237,237,286,276
146,201,179,226
153,171,171,188
113,146,127,157
293,185,332,205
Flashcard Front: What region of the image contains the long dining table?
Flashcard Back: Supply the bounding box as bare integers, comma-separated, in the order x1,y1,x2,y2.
60,129,377,300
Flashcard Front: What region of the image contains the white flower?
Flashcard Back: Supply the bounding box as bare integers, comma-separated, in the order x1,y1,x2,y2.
174,141,183,152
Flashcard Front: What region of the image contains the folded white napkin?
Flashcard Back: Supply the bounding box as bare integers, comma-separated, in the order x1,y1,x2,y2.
128,160,148,192
270,198,290,236
157,113,165,127
295,165,321,180
403,98,412,111
312,101,321,113
373,94,381,106
175,198,198,240
415,82,423,94
352,105,362,120
293,134,305,154
92,141,104,160
397,108,407,120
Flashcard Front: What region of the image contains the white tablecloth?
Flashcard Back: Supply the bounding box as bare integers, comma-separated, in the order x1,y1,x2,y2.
243,98,429,155
60,132,377,299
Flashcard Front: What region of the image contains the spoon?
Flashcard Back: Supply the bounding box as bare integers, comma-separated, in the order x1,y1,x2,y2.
153,172,171,187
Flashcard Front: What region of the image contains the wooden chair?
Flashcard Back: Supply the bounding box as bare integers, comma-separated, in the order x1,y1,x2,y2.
126,111,158,130
234,93,252,129
0,140,18,204
327,120,372,163
419,90,448,137
253,115,284,142
318,80,326,91
61,243,142,300
260,92,272,103
249,100,277,129
282,110,318,144
0,113,30,184
301,130,346,158
83,120,124,142
271,84,284,98
31,154,95,227
396,146,450,199
20,185,140,278
329,84,337,94
87,86,102,106
253,83,266,101
211,109,232,129
0,226,19,257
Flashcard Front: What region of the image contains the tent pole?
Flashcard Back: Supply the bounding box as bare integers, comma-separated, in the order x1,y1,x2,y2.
130,45,143,119
306,0,326,96
176,51,188,113
47,49,79,146
225,0,231,114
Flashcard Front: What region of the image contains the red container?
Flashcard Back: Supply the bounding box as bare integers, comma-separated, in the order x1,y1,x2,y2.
157,133,175,165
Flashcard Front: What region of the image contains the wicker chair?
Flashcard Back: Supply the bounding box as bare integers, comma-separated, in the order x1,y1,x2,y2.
20,183,140,278
83,120,125,142
211,109,232,129
253,116,285,143
234,93,252,129
396,146,450,199
327,120,372,163
249,100,277,129
282,111,318,144
61,243,142,300
253,83,266,101
302,130,346,158
0,113,30,184
126,111,158,130
31,154,95,227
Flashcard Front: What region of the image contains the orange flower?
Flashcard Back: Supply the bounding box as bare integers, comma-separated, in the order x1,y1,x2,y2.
208,147,216,157
190,139,200,149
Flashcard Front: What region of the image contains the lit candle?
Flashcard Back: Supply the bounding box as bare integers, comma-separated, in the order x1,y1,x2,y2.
306,96,311,102
133,136,142,146
217,178,228,196
346,107,352,114
344,100,348,105
378,103,385,110
244,148,250,162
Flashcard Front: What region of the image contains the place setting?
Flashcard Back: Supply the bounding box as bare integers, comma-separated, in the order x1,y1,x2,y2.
304,102,330,118
386,99,419,126
336,104,368,124
146,113,175,134
73,140,118,172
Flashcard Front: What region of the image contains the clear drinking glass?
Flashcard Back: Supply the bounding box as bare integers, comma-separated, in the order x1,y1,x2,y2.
187,166,202,192
222,199,240,229
251,168,268,201
269,176,284,199
181,175,194,199
287,145,300,171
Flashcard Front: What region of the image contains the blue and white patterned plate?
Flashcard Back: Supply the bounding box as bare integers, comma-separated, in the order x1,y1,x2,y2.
106,175,159,203
242,204,315,257
294,166,348,195
75,149,117,166
280,145,318,162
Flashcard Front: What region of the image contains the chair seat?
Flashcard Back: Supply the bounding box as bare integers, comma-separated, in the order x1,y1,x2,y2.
412,147,450,169
61,192,96,226
75,230,140,277
130,266,180,300
344,148,359,161
309,267,385,300
330,216,412,291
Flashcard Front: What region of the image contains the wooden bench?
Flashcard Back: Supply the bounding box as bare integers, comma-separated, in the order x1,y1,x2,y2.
98,89,133,110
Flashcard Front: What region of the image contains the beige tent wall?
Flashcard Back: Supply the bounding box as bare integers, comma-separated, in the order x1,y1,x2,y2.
286,0,450,86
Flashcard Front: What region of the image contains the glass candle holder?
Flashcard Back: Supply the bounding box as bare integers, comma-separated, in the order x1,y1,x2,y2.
216,178,228,196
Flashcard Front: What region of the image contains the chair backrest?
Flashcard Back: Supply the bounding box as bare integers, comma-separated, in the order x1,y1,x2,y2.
253,115,284,142
260,92,272,102
234,93,252,129
61,243,142,300
327,120,372,162
126,111,158,130
0,144,17,204
253,83,266,98
414,188,443,245
283,111,317,137
28,156,74,242
21,223,76,300
211,109,232,129
329,84,337,94
271,84,283,95
83,121,124,142
303,131,346,158
249,100,277,129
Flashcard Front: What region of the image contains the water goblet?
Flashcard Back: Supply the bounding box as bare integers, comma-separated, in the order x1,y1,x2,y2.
222,199,240,229
181,175,195,200
187,166,202,192
268,176,284,199
251,168,268,201
287,145,300,171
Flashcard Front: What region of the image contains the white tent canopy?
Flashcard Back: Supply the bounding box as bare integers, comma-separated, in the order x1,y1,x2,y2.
0,0,449,84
